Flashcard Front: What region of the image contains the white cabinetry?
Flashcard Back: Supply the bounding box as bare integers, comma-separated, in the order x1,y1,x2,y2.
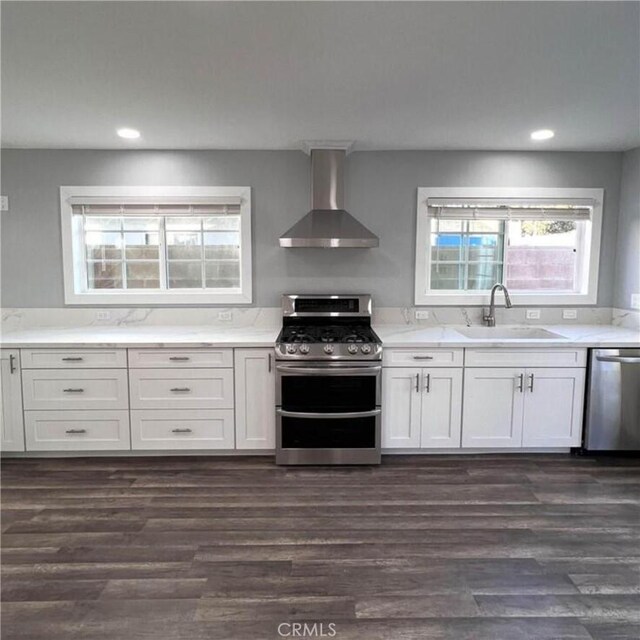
128,348,235,451
382,365,462,449
462,349,587,449
1,350,25,452
234,349,276,450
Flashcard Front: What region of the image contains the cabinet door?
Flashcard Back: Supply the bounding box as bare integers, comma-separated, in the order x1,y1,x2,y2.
462,368,525,448
1,350,25,452
382,368,422,448
234,349,276,450
420,368,463,449
522,368,586,447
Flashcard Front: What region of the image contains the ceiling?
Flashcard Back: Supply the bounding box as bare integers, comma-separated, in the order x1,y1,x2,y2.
2,1,639,151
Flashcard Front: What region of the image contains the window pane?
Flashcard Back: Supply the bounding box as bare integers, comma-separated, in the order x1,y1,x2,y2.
505,220,579,291
124,232,159,260
84,216,121,231
431,234,463,262
205,261,240,288
87,261,122,289
167,232,202,260
167,261,202,288
204,216,240,231
469,220,502,233
468,263,503,290
204,232,240,260
85,231,122,260
166,217,202,231
430,263,463,290
467,234,503,262
122,217,161,231
126,261,160,289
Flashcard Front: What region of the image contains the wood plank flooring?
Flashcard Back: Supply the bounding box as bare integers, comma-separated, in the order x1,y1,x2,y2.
2,454,639,639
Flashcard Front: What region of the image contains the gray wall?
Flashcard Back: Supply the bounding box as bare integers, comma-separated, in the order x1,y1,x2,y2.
0,149,624,308
613,147,640,310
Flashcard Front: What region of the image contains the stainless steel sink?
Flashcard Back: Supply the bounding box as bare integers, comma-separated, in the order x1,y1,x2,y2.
455,326,567,340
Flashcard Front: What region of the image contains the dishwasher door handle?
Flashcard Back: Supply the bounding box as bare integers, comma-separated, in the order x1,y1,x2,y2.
596,355,640,364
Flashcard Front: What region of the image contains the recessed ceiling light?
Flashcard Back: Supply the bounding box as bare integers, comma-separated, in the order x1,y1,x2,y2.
117,127,141,140
530,129,555,141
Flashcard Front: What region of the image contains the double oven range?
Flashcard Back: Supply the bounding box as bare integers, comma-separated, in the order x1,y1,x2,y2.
275,295,382,465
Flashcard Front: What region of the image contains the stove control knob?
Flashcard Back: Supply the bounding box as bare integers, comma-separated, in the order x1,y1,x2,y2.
347,344,359,354
361,344,372,355
299,344,310,355
323,344,334,355
286,344,297,354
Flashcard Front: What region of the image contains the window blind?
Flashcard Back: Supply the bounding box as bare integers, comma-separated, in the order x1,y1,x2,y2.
427,197,594,222
70,196,242,217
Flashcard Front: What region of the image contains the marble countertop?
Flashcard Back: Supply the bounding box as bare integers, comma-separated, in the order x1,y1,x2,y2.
0,323,638,349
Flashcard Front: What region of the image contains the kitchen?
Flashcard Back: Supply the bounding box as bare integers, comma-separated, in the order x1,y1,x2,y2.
1,2,639,639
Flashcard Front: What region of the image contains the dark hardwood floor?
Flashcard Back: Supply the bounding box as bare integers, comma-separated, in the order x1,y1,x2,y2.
2,454,639,639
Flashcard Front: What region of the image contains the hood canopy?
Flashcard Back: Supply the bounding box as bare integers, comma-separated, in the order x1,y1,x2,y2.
279,148,379,248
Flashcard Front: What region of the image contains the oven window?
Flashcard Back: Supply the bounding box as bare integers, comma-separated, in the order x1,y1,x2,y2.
281,415,376,449
281,375,376,412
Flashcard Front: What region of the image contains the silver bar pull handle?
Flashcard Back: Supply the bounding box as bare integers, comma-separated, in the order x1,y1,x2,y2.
9,354,16,374
171,428,193,433
516,374,524,393
415,373,420,392
596,355,640,364
424,373,431,393
413,356,434,360
65,429,86,434
63,388,84,393
277,409,381,420
170,387,191,392
527,373,534,392
169,356,190,362
62,357,84,362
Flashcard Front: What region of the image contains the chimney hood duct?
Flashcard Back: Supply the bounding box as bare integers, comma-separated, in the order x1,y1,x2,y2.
279,149,379,248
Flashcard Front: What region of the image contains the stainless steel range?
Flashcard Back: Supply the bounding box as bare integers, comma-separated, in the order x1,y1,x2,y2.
275,294,382,465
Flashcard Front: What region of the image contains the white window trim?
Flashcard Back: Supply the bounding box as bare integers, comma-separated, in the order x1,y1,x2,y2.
415,187,604,306
60,185,252,305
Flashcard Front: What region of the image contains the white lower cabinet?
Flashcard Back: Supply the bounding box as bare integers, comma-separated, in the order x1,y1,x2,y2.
24,410,130,451
234,349,275,449
382,367,462,449
130,409,234,450
462,368,525,447
462,367,586,448
521,368,586,447
1,350,25,452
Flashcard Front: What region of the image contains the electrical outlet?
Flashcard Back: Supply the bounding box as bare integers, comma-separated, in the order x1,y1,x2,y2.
415,310,430,320
217,310,232,322
525,309,541,320
96,310,111,321
0,196,8,212
562,309,578,320
631,294,640,310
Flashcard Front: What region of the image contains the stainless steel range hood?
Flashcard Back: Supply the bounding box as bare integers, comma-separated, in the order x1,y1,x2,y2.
279,149,379,248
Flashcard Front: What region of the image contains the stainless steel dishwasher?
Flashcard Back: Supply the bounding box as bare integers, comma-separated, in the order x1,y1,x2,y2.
584,348,640,451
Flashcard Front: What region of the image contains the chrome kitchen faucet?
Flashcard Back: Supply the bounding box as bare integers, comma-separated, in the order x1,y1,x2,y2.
483,283,513,327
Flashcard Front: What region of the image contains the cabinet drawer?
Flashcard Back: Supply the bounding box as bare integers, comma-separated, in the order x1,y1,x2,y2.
130,410,234,450
24,410,130,451
129,368,234,410
22,370,129,410
383,348,463,368
465,348,587,368
21,349,127,369
128,349,233,369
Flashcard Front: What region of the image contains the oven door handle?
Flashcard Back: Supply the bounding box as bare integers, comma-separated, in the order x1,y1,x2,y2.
277,409,381,420
276,365,381,375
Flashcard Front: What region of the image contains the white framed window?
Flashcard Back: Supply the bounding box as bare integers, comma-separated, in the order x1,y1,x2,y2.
415,187,604,306
60,186,252,305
